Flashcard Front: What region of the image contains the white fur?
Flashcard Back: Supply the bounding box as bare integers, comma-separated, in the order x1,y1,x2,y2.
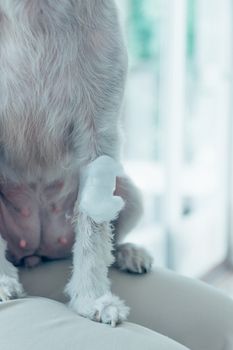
65,211,129,324
93,293,129,327
0,237,24,301
0,0,127,181
0,0,150,326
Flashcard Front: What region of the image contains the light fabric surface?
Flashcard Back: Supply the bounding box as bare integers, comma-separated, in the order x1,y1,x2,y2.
0,297,188,350
19,259,233,350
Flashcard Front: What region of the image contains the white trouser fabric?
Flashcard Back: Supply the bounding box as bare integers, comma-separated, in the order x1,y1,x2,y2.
0,259,231,350
0,297,188,350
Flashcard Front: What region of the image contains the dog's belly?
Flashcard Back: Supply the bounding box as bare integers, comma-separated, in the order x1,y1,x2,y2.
0,179,78,267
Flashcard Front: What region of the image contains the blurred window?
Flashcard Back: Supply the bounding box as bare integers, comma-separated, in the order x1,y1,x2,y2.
117,0,233,278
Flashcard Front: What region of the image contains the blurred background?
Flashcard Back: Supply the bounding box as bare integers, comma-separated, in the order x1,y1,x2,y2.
117,0,233,297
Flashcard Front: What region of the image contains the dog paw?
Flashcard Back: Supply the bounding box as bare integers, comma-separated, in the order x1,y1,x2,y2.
114,243,153,274
0,276,25,302
93,294,129,327
69,293,129,327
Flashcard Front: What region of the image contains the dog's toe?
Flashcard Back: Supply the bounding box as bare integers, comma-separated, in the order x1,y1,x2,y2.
93,294,129,326
114,243,153,274
69,293,129,327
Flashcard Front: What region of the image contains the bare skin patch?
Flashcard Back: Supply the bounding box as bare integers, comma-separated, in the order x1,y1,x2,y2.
0,180,78,266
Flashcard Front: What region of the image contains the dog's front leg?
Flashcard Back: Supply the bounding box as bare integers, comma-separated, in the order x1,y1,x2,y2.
0,236,24,301
65,156,129,326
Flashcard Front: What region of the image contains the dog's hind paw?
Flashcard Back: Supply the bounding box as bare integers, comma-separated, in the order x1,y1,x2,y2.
114,243,153,274
69,293,129,327
0,276,25,301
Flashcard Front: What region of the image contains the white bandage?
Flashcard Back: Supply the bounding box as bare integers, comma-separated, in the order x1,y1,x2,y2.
79,156,125,223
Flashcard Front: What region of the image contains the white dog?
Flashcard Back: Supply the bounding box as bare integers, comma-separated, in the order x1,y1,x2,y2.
0,0,152,326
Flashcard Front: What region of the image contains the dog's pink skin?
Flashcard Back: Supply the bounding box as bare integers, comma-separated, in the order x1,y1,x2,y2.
0,180,78,267
0,178,127,268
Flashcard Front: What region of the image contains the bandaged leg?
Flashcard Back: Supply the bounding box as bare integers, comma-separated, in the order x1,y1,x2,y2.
65,156,129,326
78,156,125,223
